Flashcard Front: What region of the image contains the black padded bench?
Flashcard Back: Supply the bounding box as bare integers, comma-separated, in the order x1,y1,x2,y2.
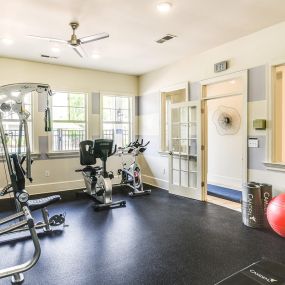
27,195,61,211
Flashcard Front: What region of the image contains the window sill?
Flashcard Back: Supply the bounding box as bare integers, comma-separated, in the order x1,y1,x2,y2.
46,151,79,159
0,153,41,162
0,152,79,162
158,151,169,157
263,162,285,172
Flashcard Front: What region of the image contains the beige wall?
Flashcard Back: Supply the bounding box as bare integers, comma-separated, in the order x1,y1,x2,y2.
0,58,138,93
140,21,285,92
0,58,138,196
139,21,285,195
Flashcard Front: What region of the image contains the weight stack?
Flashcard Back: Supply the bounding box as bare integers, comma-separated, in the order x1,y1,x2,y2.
242,183,264,228
259,183,272,228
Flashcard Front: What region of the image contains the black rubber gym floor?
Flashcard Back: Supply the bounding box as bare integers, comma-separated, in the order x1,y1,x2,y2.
0,186,284,285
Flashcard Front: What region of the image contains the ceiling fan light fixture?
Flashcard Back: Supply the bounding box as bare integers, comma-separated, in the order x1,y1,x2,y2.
28,22,109,59
157,2,172,13
2,38,14,45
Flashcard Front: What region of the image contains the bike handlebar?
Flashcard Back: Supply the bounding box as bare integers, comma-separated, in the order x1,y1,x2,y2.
118,139,150,152
142,141,150,147
110,144,117,156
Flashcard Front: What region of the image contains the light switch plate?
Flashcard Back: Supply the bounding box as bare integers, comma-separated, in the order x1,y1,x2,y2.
248,138,259,148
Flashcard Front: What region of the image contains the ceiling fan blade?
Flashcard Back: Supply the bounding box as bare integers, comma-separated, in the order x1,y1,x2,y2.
27,35,67,44
79,33,109,44
72,45,85,58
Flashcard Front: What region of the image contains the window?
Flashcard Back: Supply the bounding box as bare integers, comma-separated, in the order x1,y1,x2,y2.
52,92,86,151
272,64,285,163
161,88,186,152
2,93,32,153
102,95,133,147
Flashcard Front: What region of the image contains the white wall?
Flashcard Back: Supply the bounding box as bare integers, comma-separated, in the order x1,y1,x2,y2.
207,95,243,190
139,21,285,195
140,21,285,91
0,58,138,196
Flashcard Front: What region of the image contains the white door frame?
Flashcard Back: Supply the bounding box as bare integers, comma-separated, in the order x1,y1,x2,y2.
159,82,189,153
200,70,248,201
168,100,202,200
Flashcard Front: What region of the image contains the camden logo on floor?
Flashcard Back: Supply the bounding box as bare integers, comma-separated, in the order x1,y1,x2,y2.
243,266,282,285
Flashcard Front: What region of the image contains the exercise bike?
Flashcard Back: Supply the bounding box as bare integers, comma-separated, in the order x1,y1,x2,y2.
116,139,151,197
76,139,126,210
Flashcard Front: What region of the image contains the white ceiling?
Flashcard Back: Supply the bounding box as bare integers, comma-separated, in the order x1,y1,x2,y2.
1,0,285,75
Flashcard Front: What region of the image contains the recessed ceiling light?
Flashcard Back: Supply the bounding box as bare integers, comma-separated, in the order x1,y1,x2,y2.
51,47,60,53
2,38,14,45
157,2,172,13
91,53,100,59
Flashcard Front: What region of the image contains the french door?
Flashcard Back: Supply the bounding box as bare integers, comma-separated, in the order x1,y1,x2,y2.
168,101,202,200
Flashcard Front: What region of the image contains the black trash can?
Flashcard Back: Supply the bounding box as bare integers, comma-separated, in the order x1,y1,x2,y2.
259,183,272,228
242,183,264,228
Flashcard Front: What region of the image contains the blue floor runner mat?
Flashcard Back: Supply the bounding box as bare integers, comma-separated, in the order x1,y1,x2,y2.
208,184,241,203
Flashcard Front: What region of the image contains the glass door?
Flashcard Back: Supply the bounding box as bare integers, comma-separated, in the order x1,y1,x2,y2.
168,101,202,200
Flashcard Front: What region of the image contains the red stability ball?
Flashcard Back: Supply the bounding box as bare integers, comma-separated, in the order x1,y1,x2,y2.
267,193,285,237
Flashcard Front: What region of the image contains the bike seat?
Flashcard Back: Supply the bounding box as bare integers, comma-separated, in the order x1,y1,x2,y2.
27,195,61,211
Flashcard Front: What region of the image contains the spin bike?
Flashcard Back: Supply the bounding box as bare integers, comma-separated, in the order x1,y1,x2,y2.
0,83,65,284
116,139,151,197
76,139,126,209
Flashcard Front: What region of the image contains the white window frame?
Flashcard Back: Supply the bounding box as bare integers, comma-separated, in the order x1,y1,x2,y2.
265,58,285,171
159,82,189,154
49,91,88,153
100,92,135,147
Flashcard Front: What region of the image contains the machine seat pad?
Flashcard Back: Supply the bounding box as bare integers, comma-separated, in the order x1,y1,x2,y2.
27,195,61,211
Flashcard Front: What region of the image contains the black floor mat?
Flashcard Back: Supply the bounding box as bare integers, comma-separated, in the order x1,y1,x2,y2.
0,185,284,285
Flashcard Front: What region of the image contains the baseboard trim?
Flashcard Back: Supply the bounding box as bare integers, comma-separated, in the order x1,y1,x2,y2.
142,174,169,191
25,179,85,195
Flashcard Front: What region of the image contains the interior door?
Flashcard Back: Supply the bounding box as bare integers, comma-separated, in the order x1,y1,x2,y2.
168,101,202,200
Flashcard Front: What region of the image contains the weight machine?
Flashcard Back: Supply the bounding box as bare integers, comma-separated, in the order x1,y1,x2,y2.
0,83,65,284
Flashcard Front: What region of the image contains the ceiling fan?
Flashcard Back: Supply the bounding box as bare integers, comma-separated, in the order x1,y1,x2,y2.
28,22,109,58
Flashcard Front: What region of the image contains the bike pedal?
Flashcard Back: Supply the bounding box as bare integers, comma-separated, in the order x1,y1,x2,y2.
49,214,65,226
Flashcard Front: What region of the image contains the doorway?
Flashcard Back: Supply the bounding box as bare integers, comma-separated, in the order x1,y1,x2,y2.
201,71,248,207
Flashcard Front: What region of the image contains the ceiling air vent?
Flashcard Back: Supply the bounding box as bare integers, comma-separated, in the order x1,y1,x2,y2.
156,34,177,44
41,54,58,59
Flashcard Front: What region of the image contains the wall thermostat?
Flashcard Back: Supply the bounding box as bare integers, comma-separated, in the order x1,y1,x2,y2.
253,119,266,130
248,138,259,148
